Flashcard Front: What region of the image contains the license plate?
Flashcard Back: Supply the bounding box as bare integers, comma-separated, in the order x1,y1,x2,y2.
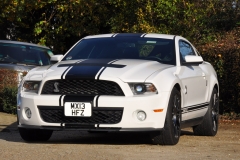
64,102,92,117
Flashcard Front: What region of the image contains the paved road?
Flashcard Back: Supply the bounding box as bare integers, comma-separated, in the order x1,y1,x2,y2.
0,112,240,160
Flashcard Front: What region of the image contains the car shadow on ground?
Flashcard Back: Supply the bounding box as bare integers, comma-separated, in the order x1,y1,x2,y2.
181,129,194,136
50,131,153,145
0,122,194,145
0,122,18,133
48,129,194,145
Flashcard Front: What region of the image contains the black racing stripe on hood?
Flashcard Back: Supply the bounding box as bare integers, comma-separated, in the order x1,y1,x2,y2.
61,66,71,79
62,59,120,80
61,60,82,80
96,59,120,80
64,59,112,80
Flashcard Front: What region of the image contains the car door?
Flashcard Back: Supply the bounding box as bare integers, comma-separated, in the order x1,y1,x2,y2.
177,40,208,108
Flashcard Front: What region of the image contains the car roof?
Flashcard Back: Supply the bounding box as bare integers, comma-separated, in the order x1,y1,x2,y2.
0,40,50,49
84,33,177,40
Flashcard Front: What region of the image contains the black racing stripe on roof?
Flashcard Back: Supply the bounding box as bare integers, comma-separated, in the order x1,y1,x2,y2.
142,33,147,37
114,33,144,37
111,33,117,37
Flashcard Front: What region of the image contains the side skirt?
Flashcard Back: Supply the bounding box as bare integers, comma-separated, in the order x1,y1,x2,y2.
180,116,204,129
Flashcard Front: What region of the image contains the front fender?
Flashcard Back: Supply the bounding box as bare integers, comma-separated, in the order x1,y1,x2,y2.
145,67,184,123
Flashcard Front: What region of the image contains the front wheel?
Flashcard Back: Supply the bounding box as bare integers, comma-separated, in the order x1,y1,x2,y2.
150,87,181,145
19,128,53,142
193,88,219,136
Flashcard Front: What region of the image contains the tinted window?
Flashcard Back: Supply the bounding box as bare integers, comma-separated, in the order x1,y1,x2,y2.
62,37,176,65
0,43,52,66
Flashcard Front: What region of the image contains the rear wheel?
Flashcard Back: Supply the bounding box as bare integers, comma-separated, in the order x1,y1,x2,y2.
151,87,181,145
19,128,53,142
193,88,219,136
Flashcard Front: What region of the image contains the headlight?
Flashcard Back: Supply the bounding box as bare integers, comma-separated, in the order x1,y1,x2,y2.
129,83,158,95
22,81,41,93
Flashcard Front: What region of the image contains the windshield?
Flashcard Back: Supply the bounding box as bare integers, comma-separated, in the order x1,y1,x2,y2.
0,43,53,66
62,37,176,65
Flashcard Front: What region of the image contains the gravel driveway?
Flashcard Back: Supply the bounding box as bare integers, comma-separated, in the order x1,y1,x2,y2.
0,112,239,160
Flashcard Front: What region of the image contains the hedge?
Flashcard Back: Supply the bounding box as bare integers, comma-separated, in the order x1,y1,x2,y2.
0,69,18,113
198,29,240,114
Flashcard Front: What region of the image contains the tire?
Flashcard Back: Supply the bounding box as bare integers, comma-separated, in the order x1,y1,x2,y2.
193,88,219,136
19,128,53,142
151,87,181,145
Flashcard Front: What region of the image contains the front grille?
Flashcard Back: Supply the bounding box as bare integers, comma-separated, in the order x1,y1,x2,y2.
38,106,123,124
41,79,124,96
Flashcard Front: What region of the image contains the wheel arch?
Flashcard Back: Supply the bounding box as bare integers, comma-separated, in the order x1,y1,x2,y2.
173,83,183,119
172,83,183,109
173,83,181,92
208,79,219,102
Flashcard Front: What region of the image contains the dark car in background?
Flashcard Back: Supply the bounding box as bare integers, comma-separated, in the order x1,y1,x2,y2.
0,40,54,72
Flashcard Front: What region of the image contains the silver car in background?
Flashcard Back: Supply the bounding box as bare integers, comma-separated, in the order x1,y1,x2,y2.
0,40,54,82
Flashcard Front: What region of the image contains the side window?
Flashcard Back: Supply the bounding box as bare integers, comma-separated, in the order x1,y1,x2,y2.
179,41,196,62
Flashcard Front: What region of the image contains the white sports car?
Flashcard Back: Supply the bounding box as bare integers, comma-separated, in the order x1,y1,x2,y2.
17,33,219,145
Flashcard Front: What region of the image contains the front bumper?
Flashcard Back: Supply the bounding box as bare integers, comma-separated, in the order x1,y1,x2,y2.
17,92,171,131
18,124,163,132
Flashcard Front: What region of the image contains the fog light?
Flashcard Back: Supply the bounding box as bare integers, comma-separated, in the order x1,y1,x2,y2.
137,111,146,121
25,108,32,119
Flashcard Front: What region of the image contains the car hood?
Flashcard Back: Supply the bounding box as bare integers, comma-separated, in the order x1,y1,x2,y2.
26,59,173,82
0,63,35,72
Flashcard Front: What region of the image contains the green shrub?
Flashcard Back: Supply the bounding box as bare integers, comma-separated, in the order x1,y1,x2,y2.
0,69,18,114
1,86,18,114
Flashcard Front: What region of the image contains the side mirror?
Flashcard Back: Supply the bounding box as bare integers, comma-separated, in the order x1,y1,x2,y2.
182,55,203,65
50,55,63,64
